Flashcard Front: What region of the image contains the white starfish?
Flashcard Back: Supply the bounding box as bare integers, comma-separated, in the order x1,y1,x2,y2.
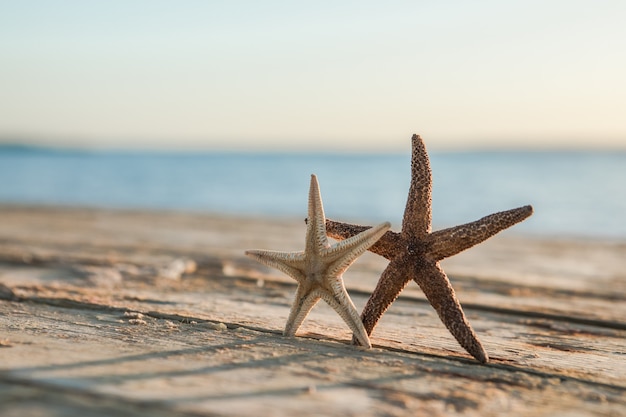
245,174,391,348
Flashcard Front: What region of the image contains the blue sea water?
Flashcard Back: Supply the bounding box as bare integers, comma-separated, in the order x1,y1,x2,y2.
1,146,625,239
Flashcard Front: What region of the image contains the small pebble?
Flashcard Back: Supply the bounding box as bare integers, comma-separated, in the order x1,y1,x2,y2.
124,311,144,319
164,320,178,329
208,322,228,331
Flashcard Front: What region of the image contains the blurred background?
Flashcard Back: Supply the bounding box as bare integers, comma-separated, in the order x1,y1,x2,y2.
1,1,625,238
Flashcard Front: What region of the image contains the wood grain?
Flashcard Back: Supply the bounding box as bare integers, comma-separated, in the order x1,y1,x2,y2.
1,205,624,416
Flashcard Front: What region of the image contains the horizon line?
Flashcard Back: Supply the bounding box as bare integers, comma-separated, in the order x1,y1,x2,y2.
2,140,626,155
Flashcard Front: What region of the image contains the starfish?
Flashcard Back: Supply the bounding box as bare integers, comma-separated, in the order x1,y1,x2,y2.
325,134,533,363
245,174,391,348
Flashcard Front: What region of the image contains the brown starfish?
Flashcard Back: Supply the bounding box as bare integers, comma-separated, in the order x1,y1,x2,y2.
325,134,533,363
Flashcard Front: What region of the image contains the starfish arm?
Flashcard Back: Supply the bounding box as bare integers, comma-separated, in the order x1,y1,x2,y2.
412,261,488,363
401,134,433,239
305,174,330,254
324,219,401,260
427,205,534,261
319,280,372,348
284,284,321,336
244,250,306,283
353,257,413,345
324,221,391,277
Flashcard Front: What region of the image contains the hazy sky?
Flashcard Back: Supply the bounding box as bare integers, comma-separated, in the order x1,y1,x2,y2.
1,1,625,151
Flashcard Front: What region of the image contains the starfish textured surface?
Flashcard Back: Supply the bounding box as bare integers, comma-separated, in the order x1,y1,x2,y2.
245,174,391,348
325,134,533,363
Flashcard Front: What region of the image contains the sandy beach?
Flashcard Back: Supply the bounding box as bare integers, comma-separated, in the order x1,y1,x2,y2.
0,204,624,416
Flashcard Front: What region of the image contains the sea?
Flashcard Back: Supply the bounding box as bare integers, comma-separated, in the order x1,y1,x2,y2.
1,146,625,240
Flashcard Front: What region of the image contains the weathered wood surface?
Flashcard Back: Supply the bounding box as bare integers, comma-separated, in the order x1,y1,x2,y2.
0,205,624,416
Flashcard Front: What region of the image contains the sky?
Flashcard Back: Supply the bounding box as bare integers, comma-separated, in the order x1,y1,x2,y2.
1,1,625,151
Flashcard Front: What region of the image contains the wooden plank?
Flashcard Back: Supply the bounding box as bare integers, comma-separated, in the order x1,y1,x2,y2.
1,205,625,416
